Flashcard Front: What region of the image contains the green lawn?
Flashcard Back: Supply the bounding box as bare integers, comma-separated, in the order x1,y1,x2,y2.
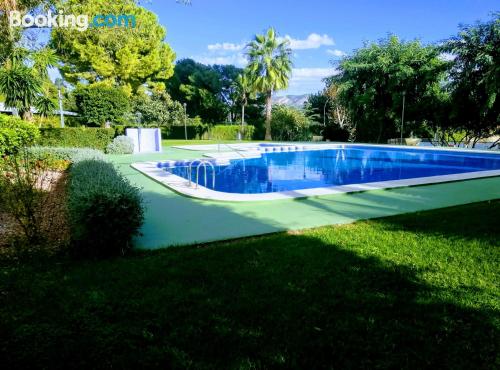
1,201,499,369
162,139,258,147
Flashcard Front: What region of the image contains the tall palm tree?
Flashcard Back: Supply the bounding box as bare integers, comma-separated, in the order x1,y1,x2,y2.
247,28,292,140
233,71,254,128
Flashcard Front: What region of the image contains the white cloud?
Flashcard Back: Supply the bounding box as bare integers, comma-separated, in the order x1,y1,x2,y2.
327,49,346,57
283,33,334,50
195,54,247,67
206,33,334,53
200,40,247,66
207,42,245,52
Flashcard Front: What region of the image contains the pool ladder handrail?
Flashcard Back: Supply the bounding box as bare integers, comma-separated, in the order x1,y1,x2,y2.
188,160,216,189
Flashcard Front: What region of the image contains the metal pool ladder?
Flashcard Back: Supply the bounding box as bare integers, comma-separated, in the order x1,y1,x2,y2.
188,160,216,189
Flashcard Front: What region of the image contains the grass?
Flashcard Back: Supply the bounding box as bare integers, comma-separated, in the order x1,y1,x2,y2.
0,201,499,369
162,139,258,147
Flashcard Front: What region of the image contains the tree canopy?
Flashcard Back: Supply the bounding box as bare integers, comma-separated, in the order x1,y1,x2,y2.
50,0,176,93
167,59,243,123
442,13,499,146
330,35,448,143
73,84,130,126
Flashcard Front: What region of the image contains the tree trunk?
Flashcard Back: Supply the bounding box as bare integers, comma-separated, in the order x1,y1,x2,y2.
22,110,33,121
265,91,273,141
241,102,245,128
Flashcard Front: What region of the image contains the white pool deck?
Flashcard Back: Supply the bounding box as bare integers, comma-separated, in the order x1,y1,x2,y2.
131,143,500,202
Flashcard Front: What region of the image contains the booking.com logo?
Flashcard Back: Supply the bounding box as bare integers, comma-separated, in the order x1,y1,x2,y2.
8,11,136,31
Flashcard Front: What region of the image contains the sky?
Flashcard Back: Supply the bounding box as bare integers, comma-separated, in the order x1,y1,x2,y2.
142,0,498,96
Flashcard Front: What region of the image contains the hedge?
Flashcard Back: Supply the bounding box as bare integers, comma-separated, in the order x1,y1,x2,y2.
27,147,106,163
165,125,208,140
0,115,40,156
37,127,115,150
209,125,255,140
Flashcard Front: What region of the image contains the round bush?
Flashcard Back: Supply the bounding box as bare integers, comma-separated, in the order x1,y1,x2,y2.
67,159,144,257
0,115,40,156
106,135,135,154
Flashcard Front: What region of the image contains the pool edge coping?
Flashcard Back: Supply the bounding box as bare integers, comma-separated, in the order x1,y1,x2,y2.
130,164,500,202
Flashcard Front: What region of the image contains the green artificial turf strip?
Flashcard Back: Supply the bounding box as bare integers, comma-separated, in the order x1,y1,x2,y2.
161,139,258,147
0,201,498,369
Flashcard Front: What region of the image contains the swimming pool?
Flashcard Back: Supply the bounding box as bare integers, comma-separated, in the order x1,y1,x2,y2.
132,144,500,201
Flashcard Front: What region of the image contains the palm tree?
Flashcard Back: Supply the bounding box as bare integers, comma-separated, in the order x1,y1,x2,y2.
35,94,57,118
233,71,254,128
31,48,58,80
0,47,58,120
0,61,42,120
246,28,292,140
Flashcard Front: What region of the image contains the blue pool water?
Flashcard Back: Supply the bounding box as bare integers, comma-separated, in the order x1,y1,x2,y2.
162,146,500,194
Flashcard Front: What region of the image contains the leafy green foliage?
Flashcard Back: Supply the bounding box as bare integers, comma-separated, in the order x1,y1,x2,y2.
35,95,57,117
38,127,115,150
0,62,42,118
331,35,448,143
132,92,184,127
73,84,130,127
27,147,105,165
0,46,59,120
305,86,353,141
67,159,143,257
247,28,293,140
271,105,311,141
441,14,500,146
0,149,61,247
0,201,498,367
168,59,237,123
106,135,135,154
50,0,175,92
232,71,257,126
0,0,54,63
0,115,40,156
209,125,255,140
164,121,208,140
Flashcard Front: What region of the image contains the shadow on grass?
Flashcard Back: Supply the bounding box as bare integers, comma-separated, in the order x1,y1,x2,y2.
294,189,500,244
0,203,498,369
372,199,500,243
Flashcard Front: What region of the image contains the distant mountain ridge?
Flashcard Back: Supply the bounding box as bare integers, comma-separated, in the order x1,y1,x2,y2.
272,94,309,109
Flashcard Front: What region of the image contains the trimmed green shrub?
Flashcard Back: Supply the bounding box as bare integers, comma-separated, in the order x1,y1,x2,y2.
38,127,115,150
32,115,60,128
67,160,143,257
166,126,200,140
132,92,184,127
209,125,255,140
106,135,135,154
73,84,130,126
271,105,312,141
0,115,40,156
27,146,105,162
